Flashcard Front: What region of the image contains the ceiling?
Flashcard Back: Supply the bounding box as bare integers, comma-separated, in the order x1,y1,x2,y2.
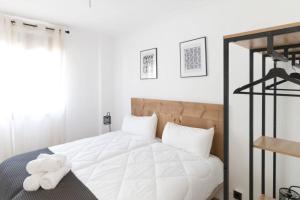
0,0,204,35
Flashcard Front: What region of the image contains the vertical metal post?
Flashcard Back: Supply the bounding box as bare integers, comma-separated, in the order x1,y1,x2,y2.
261,55,266,195
267,33,277,199
249,50,254,200
273,60,277,199
223,39,230,200
292,54,296,66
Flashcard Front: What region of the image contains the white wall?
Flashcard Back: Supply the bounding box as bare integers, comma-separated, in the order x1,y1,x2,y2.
64,28,103,141
65,28,117,141
106,0,300,199
64,27,116,140
98,35,116,133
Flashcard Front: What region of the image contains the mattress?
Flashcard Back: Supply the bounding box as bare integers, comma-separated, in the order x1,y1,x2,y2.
73,142,224,200
50,130,158,170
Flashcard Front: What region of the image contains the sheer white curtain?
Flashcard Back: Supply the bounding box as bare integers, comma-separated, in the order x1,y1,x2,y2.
0,15,66,161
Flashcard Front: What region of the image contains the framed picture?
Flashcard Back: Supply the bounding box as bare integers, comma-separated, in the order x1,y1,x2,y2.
180,37,207,78
140,48,157,80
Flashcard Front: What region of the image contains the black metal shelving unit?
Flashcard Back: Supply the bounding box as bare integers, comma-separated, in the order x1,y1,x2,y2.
223,23,300,200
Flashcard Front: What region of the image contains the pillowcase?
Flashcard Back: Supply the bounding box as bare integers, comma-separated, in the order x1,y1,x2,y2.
121,113,158,139
162,122,214,159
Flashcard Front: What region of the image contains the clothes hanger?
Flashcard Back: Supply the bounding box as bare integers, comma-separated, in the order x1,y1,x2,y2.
265,73,300,91
234,36,300,94
265,55,300,91
234,67,300,94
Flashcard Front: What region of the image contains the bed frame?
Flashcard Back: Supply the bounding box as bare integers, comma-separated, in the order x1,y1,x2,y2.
131,98,224,161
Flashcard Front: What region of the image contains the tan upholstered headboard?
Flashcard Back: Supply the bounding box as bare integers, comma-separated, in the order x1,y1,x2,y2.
131,98,224,161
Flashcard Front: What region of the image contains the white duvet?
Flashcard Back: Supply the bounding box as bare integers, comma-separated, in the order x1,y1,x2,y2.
73,143,223,200
50,131,157,170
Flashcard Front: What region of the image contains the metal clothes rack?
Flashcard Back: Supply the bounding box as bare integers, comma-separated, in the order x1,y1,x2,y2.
223,23,300,200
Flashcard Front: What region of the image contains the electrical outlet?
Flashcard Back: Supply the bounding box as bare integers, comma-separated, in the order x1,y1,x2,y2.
233,190,242,200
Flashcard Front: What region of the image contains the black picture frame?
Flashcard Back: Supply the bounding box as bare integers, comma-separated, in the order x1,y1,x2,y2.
179,37,207,78
140,48,158,80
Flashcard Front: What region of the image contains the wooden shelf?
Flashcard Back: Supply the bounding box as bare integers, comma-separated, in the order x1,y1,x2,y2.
259,194,275,200
224,22,300,39
254,136,300,158
224,22,300,49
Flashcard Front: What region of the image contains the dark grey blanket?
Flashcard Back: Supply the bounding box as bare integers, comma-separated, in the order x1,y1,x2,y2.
0,148,97,200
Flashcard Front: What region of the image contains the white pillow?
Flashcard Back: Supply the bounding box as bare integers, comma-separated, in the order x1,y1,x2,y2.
162,122,214,159
121,113,158,139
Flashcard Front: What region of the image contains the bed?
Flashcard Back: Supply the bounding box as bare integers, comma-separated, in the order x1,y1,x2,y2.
0,98,224,200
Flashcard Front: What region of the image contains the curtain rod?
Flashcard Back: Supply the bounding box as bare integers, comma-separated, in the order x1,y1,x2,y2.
10,20,70,34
